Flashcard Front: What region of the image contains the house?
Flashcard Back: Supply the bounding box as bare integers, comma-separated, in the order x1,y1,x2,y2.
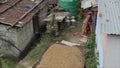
96,0,120,68
0,0,49,59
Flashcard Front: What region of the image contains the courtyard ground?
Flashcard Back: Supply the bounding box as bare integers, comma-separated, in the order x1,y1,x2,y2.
36,44,84,68
35,23,86,68
15,22,87,68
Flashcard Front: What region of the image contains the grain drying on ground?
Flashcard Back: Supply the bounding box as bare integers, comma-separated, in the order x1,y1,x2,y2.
36,43,84,68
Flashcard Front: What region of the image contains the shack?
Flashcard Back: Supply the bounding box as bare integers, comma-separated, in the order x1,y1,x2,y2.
0,0,48,59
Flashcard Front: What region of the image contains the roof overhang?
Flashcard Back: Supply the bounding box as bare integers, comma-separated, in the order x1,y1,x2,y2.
81,0,98,9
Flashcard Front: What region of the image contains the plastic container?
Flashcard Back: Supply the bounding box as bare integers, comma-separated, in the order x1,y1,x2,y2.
58,0,78,16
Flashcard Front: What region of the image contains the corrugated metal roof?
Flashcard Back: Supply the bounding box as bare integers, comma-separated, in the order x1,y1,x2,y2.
16,0,47,27
0,0,36,26
81,0,98,9
98,0,120,34
0,0,47,27
48,0,58,4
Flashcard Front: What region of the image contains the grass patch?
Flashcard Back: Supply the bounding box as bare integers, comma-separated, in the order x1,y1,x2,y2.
84,34,99,68
0,33,55,68
16,33,55,68
28,33,55,60
0,58,17,68
64,26,73,33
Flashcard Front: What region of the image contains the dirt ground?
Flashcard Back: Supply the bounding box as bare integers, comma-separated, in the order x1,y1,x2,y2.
63,23,83,44
36,44,84,68
15,23,86,68
36,23,86,68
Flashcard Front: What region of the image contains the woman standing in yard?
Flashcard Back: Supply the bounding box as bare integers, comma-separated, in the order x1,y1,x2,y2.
81,11,92,36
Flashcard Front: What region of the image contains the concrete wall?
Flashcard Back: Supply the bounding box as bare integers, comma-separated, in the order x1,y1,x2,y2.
17,20,34,51
103,35,120,68
33,5,48,34
38,4,48,26
0,20,34,58
0,24,18,58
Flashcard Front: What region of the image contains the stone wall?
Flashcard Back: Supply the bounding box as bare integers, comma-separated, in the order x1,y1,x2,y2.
0,20,34,58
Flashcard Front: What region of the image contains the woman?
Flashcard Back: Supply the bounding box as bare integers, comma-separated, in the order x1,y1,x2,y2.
81,11,92,36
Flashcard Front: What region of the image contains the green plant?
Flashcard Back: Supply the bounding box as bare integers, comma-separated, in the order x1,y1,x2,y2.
0,54,2,68
0,58,17,68
0,51,16,68
85,34,99,68
16,33,55,68
77,0,86,23
28,33,55,60
64,27,73,33
48,11,56,34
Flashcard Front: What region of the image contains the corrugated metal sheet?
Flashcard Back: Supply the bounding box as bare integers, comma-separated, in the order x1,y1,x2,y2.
98,0,120,34
48,0,58,4
81,0,98,9
96,33,104,68
0,0,48,27
81,0,92,9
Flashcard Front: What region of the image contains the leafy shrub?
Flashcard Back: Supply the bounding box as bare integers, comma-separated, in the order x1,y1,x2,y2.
85,34,99,68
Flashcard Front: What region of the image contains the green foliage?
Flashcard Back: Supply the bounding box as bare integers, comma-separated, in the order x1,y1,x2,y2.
0,52,16,68
0,58,16,68
64,27,73,33
0,54,2,68
85,34,99,68
28,33,54,60
0,33,55,68
16,33,55,68
48,11,56,34
77,0,86,23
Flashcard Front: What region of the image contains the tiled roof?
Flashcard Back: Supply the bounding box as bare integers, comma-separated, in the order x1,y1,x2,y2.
0,0,47,27
97,0,120,34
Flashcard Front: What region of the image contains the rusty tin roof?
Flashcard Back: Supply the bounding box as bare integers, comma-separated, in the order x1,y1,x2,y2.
48,0,58,4
0,0,47,27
